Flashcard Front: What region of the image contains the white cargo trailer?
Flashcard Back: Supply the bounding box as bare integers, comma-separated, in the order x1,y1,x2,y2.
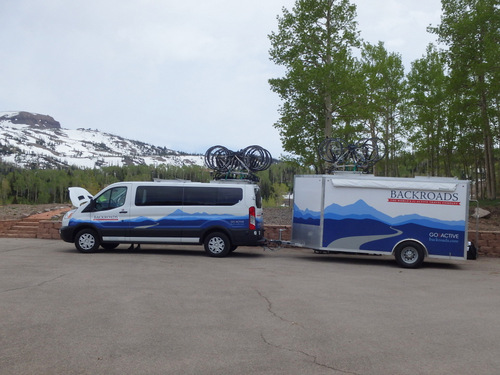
292,174,471,268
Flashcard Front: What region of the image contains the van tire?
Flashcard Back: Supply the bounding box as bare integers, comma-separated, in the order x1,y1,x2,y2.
394,242,424,268
75,229,100,253
204,232,230,257
101,243,119,250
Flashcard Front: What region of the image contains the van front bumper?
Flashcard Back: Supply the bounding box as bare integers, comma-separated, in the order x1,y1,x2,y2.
59,226,76,243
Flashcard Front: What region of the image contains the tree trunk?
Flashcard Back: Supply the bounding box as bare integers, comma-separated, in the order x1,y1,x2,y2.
479,75,496,199
324,94,333,139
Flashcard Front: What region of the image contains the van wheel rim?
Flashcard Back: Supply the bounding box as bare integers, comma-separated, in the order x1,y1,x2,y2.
208,237,224,254
79,233,95,250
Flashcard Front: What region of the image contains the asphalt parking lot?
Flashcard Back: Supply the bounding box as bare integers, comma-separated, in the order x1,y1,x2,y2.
1,238,499,375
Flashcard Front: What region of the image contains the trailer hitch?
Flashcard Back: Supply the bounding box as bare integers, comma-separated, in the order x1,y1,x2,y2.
262,229,304,252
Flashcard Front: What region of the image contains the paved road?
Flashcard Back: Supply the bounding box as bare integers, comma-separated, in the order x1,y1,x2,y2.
1,239,499,375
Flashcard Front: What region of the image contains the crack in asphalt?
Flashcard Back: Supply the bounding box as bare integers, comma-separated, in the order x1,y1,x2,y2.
1,273,68,293
260,333,361,374
255,288,361,375
254,288,299,325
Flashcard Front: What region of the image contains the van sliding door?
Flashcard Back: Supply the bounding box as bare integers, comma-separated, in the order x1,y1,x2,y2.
129,185,184,243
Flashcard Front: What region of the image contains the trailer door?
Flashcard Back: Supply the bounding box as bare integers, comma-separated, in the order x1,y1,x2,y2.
292,176,324,249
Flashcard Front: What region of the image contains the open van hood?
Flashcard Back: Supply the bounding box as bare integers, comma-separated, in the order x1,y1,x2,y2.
68,187,93,207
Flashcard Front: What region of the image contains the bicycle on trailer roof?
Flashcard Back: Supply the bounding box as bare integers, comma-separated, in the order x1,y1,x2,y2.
318,137,386,172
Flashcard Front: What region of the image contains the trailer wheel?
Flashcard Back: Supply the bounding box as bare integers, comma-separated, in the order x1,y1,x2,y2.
75,229,100,253
394,242,425,268
204,232,231,257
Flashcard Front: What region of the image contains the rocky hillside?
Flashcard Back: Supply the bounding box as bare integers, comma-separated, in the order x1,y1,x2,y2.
1,111,61,128
0,111,204,169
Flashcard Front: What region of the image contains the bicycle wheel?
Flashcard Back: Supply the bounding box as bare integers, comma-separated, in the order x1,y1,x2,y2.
204,145,232,172
359,137,386,165
242,145,273,172
318,138,344,163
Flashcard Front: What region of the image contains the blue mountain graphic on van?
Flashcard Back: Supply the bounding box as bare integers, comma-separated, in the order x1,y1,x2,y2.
128,210,247,222
127,209,260,230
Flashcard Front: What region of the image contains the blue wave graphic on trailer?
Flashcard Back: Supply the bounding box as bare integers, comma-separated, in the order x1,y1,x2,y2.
293,200,466,256
324,200,465,230
293,204,321,226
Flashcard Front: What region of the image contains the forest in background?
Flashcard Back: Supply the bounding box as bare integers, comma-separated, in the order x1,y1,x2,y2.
0,162,306,207
268,0,499,199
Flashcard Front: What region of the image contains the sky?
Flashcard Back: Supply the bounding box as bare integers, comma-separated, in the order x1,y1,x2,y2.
0,0,442,159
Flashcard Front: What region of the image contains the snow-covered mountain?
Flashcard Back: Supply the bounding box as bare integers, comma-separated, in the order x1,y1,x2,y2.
0,111,204,169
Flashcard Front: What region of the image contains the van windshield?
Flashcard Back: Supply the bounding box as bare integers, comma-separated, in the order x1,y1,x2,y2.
94,187,127,211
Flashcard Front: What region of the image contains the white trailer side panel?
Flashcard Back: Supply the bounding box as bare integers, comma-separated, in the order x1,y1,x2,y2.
293,175,469,260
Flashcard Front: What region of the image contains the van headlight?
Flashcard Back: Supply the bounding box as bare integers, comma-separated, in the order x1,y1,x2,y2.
62,209,76,224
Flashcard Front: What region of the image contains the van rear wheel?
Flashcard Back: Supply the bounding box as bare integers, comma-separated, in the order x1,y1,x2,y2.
75,229,100,253
204,232,230,257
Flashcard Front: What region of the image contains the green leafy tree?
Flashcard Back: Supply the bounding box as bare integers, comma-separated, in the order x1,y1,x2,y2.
1,176,11,204
429,0,500,198
269,0,361,172
360,41,406,176
406,44,454,176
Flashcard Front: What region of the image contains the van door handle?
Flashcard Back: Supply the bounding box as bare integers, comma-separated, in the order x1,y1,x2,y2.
119,210,128,214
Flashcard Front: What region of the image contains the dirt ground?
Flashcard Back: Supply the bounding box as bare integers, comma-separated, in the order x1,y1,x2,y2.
0,203,499,232
0,204,72,221
468,204,500,232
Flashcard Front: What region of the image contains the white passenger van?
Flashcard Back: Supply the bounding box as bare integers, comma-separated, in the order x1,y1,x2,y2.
60,180,264,257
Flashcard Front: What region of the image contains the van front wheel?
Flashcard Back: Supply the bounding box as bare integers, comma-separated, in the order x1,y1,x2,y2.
75,229,100,253
204,232,230,257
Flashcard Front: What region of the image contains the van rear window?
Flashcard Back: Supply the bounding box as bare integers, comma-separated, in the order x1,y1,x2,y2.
254,187,262,209
135,186,243,206
184,187,242,206
135,186,183,206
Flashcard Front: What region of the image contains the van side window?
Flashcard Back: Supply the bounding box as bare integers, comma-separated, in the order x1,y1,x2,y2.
135,186,183,206
218,188,243,206
134,186,243,206
94,187,127,211
183,187,242,206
